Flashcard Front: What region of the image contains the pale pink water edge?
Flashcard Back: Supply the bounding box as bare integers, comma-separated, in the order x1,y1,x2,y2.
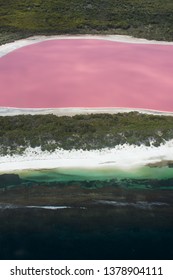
0,39,173,111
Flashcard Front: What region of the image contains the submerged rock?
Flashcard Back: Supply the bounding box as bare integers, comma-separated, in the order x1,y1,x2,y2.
147,160,173,168
0,174,21,187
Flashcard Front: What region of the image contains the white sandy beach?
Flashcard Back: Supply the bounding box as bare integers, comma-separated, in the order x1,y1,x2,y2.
0,140,173,173
0,34,173,58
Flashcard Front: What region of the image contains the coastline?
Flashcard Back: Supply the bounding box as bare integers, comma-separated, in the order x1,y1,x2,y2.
0,34,173,58
1,141,173,173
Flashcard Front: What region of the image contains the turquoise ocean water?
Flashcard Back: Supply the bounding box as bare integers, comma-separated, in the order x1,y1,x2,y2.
16,165,173,186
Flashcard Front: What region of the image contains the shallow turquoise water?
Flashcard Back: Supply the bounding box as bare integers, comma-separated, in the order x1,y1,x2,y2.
18,166,173,183
9,166,172,190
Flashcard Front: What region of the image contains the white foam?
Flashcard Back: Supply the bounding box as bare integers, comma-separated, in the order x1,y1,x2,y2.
0,204,86,210
26,206,72,210
0,140,173,172
96,200,169,208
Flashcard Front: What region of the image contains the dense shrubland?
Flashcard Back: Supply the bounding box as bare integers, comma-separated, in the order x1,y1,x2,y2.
0,112,173,155
0,0,173,45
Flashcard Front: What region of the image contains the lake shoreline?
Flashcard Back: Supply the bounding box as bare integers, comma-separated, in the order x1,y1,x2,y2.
0,34,173,58
1,107,173,116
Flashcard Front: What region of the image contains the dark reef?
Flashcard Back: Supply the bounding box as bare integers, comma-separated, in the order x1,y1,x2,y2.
0,173,21,187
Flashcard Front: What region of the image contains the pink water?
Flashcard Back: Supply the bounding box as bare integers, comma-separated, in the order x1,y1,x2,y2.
0,39,173,111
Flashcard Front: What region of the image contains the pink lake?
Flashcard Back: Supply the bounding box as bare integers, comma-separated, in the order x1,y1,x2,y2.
0,39,173,111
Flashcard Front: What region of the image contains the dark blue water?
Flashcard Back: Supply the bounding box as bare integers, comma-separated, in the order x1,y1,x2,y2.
0,171,173,260
0,201,173,260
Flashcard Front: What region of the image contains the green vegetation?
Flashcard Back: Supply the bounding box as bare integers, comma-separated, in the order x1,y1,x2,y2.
0,112,173,155
0,0,173,45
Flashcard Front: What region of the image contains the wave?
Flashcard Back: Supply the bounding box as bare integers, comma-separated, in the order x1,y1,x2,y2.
26,206,72,210
96,200,169,209
0,201,169,211
0,203,86,210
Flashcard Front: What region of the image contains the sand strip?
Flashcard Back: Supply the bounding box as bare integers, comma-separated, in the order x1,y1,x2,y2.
1,107,173,116
0,140,173,172
0,34,173,58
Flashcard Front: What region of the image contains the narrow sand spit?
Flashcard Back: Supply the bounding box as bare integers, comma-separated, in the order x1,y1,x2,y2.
0,34,173,58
